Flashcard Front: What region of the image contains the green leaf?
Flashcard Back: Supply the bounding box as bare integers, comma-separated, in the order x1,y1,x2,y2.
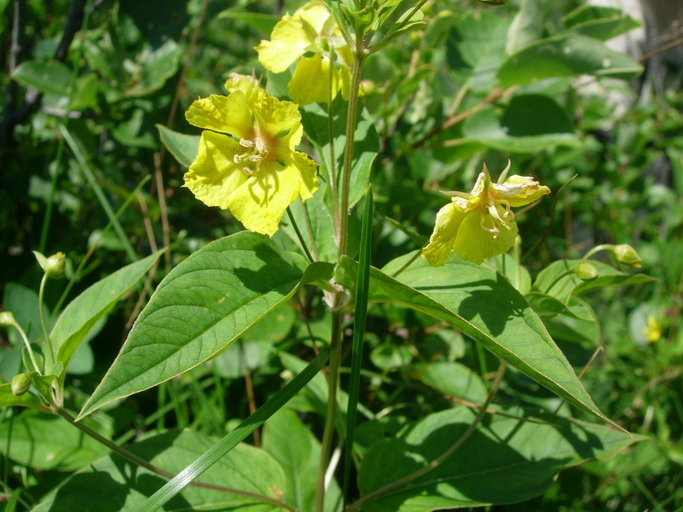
336,254,617,427
218,7,279,34
0,384,48,411
301,101,379,209
263,408,341,511
533,259,656,304
12,60,73,97
563,5,642,41
136,350,328,512
406,361,487,404
357,407,642,511
33,430,287,512
459,96,581,153
52,252,162,377
78,233,331,419
498,33,643,86
0,411,111,471
156,125,200,168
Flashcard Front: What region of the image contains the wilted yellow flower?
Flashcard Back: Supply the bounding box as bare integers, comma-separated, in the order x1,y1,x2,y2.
256,0,353,105
423,163,550,265
643,315,661,343
184,74,319,236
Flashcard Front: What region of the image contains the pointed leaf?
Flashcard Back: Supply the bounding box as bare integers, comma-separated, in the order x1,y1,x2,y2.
52,252,162,375
78,233,332,419
357,407,641,511
335,254,616,427
157,125,199,168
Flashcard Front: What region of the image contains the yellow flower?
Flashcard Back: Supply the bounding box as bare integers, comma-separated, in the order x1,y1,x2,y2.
256,0,353,105
423,163,550,265
643,315,661,344
184,74,319,236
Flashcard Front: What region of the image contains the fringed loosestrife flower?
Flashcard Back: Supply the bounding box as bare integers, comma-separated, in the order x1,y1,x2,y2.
184,74,319,236
643,315,662,344
423,163,550,265
256,0,353,105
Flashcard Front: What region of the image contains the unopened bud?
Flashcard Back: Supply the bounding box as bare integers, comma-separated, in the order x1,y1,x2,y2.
0,311,16,327
575,262,599,281
614,244,642,268
45,252,66,278
11,373,31,396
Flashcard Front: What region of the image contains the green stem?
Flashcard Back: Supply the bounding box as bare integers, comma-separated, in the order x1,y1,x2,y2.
327,49,340,240
390,249,423,278
37,274,55,368
287,207,315,263
53,407,295,511
11,322,41,374
302,203,321,261
315,311,344,512
543,268,574,295
582,244,611,261
345,363,507,512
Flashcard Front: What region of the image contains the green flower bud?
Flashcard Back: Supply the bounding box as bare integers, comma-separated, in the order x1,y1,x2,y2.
45,252,66,279
614,244,642,268
575,262,599,281
0,311,16,327
11,373,31,396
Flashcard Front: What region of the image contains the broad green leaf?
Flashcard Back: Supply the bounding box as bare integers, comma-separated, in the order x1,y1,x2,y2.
498,34,643,87
0,384,48,411
506,0,543,54
563,5,642,41
157,125,200,168
263,408,342,512
52,252,162,378
533,259,655,304
545,297,601,346
336,254,616,427
357,407,641,511
78,233,332,419
218,7,278,34
458,96,581,153
32,430,287,512
300,101,379,209
526,291,589,320
12,60,73,97
125,39,180,98
405,362,487,404
137,350,328,512
0,411,111,471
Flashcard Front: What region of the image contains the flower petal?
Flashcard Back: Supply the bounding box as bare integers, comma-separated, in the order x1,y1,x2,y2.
226,161,315,237
288,54,338,105
184,131,248,210
256,13,309,73
423,202,466,266
185,93,252,139
452,208,518,264
494,175,551,206
250,91,303,146
298,1,334,33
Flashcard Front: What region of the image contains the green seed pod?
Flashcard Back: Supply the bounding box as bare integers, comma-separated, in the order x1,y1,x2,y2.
0,311,16,327
614,244,642,268
45,252,66,279
11,373,31,396
575,262,599,281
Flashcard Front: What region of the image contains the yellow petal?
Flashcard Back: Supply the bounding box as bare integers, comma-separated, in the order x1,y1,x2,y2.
250,91,303,145
184,131,248,210
288,54,339,105
291,151,320,202
224,73,259,95
423,202,466,266
298,1,334,33
452,208,518,264
185,93,252,140
256,13,309,73
226,161,313,237
494,175,550,206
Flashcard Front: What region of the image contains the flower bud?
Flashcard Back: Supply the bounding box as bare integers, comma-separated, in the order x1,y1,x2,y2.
45,252,66,279
0,311,16,327
614,244,642,268
11,373,31,396
575,262,599,281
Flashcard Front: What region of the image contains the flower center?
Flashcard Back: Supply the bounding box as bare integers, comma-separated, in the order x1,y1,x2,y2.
233,131,275,175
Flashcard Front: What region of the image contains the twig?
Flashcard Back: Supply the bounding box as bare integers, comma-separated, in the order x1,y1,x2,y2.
639,36,683,63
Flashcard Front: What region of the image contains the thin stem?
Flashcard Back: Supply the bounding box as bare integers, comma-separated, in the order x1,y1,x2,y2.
345,363,507,511
315,311,344,512
327,50,340,240
543,268,574,295
53,407,295,511
302,203,321,261
12,321,40,374
390,249,423,278
338,45,365,259
287,207,315,263
37,274,55,368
